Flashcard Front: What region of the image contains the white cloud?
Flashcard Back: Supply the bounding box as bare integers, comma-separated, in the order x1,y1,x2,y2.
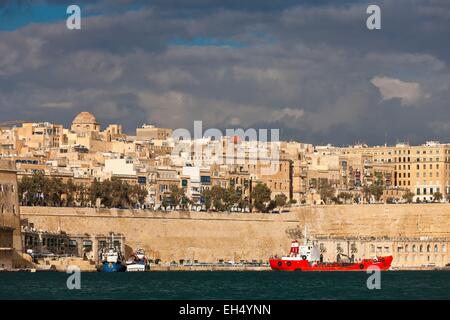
371,76,428,106
271,108,304,121
41,101,73,109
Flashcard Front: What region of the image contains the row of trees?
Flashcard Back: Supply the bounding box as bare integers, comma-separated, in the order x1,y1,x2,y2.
18,173,147,208
320,182,450,205
318,182,385,204
18,174,288,212
399,191,449,204
160,183,290,213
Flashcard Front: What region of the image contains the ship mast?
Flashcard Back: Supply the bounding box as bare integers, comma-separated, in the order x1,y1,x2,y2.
304,225,307,245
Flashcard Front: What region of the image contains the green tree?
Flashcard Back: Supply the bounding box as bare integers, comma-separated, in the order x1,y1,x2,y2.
169,185,190,210
338,192,353,204
89,179,103,207
433,192,443,202
65,179,77,207
318,181,335,204
369,184,384,202
161,195,171,210
169,185,184,209
223,186,241,211
210,185,226,211
132,184,148,207
251,183,271,213
402,191,415,203
48,177,65,206
266,200,277,212
201,188,213,211
274,193,287,213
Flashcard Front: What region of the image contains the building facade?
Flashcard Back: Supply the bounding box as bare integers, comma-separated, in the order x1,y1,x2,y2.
0,160,22,269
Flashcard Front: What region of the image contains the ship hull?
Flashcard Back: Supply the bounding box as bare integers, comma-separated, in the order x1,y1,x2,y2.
101,262,126,272
269,256,393,271
125,263,148,272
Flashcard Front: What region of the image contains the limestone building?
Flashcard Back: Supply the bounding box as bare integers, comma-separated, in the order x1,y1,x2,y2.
71,111,100,134
341,141,450,202
136,124,172,141
0,160,22,269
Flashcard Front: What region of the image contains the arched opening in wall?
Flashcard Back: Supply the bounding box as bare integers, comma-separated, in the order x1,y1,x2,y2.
405,244,409,253
434,244,438,253
420,245,423,253
370,244,375,253
427,244,431,253
442,244,447,253
412,245,416,252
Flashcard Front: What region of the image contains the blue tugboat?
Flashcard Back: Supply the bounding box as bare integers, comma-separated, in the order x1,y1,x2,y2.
98,234,126,272
100,248,126,272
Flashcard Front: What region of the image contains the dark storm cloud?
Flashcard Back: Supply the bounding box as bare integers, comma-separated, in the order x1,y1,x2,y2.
0,0,449,145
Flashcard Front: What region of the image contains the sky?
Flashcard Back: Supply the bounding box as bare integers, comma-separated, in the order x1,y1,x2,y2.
0,0,450,146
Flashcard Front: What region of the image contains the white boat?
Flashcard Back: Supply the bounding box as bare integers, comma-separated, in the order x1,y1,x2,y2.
125,248,149,272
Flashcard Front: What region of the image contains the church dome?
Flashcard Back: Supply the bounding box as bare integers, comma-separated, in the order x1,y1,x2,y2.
72,112,98,125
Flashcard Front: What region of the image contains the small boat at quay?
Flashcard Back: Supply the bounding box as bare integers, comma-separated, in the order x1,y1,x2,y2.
125,248,149,272
99,248,126,272
98,234,126,272
270,239,393,272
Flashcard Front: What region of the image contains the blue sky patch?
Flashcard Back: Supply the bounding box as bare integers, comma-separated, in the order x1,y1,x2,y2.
169,37,244,48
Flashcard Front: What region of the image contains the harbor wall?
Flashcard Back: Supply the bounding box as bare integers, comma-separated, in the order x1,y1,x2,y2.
20,204,450,267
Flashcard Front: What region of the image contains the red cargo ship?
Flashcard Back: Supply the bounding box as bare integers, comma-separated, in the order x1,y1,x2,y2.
270,240,393,271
